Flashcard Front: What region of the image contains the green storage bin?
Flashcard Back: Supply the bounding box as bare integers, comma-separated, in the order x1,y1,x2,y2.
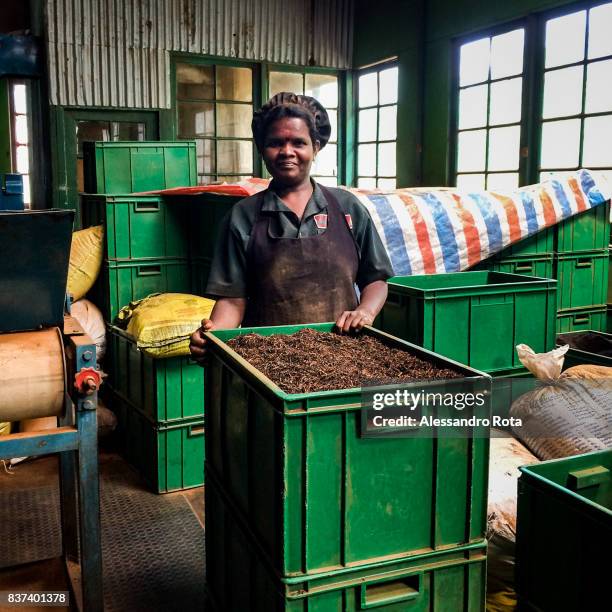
556,330,612,369
91,258,191,321
556,202,610,253
555,250,608,311
206,474,487,611
517,450,612,611
378,271,557,373
83,141,197,194
206,322,490,578
484,255,554,279
608,248,612,302
496,226,555,258
107,326,205,423
163,193,239,259
120,399,204,494
556,305,607,333
80,194,190,259
608,304,612,333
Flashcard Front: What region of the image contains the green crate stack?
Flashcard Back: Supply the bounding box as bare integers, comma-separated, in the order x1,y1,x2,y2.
206,322,490,598
555,329,612,368
553,203,610,332
206,473,488,612
105,326,205,493
517,450,612,611
377,271,557,374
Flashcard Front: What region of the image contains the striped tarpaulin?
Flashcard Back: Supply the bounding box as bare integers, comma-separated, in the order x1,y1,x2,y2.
348,170,611,275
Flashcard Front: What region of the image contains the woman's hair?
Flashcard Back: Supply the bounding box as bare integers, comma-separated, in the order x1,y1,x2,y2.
252,92,331,152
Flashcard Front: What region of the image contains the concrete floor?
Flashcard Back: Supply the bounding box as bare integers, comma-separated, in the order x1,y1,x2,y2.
0,449,205,612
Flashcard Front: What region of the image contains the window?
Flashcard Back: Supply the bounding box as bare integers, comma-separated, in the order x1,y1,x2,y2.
455,28,525,190
453,1,612,189
539,4,612,184
268,69,339,185
356,64,398,189
176,61,255,184
10,82,31,207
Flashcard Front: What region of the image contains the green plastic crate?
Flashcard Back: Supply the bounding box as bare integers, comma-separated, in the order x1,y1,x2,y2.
164,192,239,259
608,248,612,302
608,304,612,333
556,202,610,253
378,271,557,373
556,305,607,333
206,322,490,578
554,250,608,311
83,141,197,194
517,450,612,611
555,330,612,369
206,474,487,611
106,326,205,423
496,226,555,258
112,392,205,494
483,255,554,279
80,194,190,260
90,258,191,321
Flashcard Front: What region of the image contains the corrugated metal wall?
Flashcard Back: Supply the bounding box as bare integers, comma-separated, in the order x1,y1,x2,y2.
45,0,354,109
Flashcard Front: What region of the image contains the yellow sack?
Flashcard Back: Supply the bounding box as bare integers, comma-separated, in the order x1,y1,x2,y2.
0,422,11,436
123,293,215,359
67,225,104,301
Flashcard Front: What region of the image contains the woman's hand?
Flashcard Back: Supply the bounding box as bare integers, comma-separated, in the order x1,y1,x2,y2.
335,308,374,333
189,319,217,364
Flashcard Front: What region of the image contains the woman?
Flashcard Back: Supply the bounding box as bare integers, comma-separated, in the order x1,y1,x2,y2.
189,92,393,362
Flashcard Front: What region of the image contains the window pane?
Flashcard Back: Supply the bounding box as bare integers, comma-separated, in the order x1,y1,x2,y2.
176,63,213,99
585,60,612,114
540,119,581,168
15,115,28,145
457,129,486,172
378,105,397,141
178,102,214,138
358,73,378,107
489,78,522,125
459,85,488,129
313,176,339,186
217,140,253,174
488,126,520,171
312,143,337,176
16,145,29,173
379,66,398,105
22,175,30,205
12,84,27,113
487,172,519,190
490,29,524,79
378,142,396,176
378,178,396,189
216,66,252,101
197,139,215,175
358,108,377,142
269,71,303,96
327,109,337,142
588,3,612,60
542,66,583,119
358,177,377,188
216,103,252,138
583,116,612,167
114,122,145,140
305,73,338,108
456,173,485,190
545,11,586,68
459,38,490,86
358,143,376,175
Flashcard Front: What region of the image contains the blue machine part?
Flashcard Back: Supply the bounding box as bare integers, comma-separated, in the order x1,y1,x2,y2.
0,173,24,210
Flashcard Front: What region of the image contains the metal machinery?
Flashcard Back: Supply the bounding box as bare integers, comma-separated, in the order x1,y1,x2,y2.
0,209,103,612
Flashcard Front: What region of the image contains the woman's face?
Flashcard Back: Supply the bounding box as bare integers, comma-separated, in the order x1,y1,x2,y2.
262,117,320,186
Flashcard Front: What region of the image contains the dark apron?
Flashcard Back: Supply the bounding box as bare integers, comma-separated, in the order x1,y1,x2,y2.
242,186,360,326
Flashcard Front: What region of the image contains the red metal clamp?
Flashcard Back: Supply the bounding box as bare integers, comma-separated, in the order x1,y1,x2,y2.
74,368,102,395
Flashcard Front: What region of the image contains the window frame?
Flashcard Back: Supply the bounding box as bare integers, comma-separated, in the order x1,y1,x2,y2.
354,59,399,189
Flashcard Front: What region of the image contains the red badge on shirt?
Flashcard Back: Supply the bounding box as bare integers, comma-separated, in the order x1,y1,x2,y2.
345,214,353,230
314,214,328,229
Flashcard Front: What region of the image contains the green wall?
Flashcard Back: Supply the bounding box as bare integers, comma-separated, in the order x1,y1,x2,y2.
353,0,582,187
353,0,425,187
0,79,11,173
